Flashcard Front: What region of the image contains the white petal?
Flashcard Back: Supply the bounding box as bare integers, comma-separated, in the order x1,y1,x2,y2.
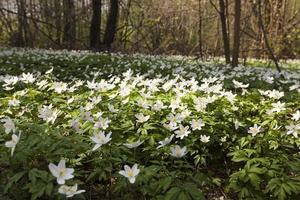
48,163,59,177
92,144,101,151
66,168,74,178
119,170,127,177
58,160,66,169
66,194,75,198
90,136,99,144
132,164,138,172
57,177,65,185
128,177,136,184
5,141,14,148
134,169,140,176
75,189,86,195
12,134,19,142
124,165,130,172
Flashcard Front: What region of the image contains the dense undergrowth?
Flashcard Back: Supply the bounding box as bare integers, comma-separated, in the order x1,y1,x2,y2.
1,49,300,200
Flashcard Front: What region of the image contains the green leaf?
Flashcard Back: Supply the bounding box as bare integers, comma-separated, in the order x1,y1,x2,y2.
165,187,181,200
248,173,261,189
177,191,191,200
248,166,266,174
158,176,173,192
4,171,27,193
182,183,205,200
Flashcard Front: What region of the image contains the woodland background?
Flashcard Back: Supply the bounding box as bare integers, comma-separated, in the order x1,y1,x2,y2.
0,0,300,63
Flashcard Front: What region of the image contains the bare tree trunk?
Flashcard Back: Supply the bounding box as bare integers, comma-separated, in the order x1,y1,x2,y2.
256,0,281,73
122,0,132,49
90,0,102,50
16,0,27,47
63,0,76,49
218,0,231,64
102,0,119,50
198,0,203,59
16,0,24,47
54,0,62,46
232,0,241,67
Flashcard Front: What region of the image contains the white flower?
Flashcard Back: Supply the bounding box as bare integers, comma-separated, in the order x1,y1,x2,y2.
169,98,181,112
162,80,176,92
52,82,68,93
108,104,118,113
119,164,140,184
220,136,227,142
90,131,112,151
38,105,60,124
248,124,261,137
87,80,98,90
3,76,18,86
152,100,166,111
268,90,284,99
170,145,187,158
20,73,35,83
234,119,242,130
124,140,144,148
193,98,208,112
119,85,132,97
1,117,16,134
36,80,49,89
8,98,20,107
94,117,111,130
48,160,74,185
175,125,190,139
45,67,54,74
15,89,28,96
285,123,300,138
200,135,210,143
5,132,21,156
137,99,149,109
80,107,93,122
70,118,81,133
163,122,178,131
89,96,102,105
58,184,85,198
190,119,205,131
292,110,300,121
135,113,150,123
232,80,249,89
180,110,191,119
222,91,236,103
157,134,174,149
85,102,94,111
167,113,182,124
271,101,285,113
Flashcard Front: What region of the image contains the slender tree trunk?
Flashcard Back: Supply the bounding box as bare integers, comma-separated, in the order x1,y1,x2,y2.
90,0,102,50
54,0,62,46
122,0,132,49
63,0,76,49
102,0,119,50
16,0,27,47
256,0,281,73
218,0,231,64
16,0,24,47
198,0,203,59
232,0,241,67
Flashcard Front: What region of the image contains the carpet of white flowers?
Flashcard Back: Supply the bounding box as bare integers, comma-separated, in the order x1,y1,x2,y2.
1,49,300,200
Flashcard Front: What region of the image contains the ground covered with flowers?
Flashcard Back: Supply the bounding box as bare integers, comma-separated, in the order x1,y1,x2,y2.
1,49,300,200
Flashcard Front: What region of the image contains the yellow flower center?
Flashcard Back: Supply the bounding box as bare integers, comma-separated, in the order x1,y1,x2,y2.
127,169,133,177
59,169,66,177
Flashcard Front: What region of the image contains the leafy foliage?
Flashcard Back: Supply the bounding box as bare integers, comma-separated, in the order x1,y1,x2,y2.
1,49,300,199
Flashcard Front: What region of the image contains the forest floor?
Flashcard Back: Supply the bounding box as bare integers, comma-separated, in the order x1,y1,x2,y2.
1,48,300,200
